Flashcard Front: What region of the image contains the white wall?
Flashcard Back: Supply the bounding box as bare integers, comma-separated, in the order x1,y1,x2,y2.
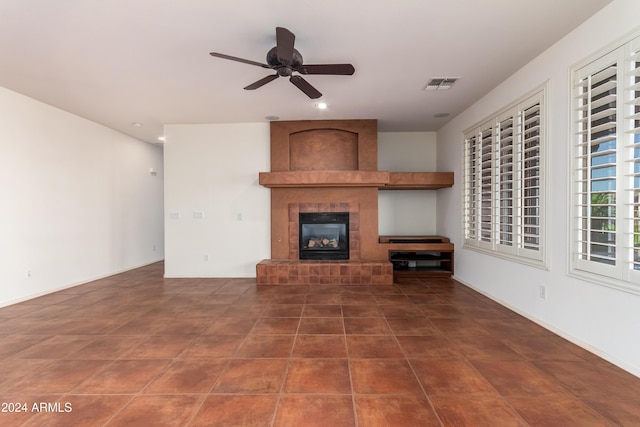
0,87,164,307
378,132,438,235
163,123,271,277
436,0,640,377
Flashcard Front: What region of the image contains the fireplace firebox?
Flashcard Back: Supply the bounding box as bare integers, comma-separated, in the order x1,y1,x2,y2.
299,212,349,260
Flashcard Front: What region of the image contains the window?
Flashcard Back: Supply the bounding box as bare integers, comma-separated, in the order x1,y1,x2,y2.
570,32,640,292
464,87,546,266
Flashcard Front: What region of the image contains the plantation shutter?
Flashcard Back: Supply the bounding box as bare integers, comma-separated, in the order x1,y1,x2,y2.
626,37,640,275
497,115,515,247
480,127,494,244
571,33,640,289
464,134,479,242
574,52,619,273
463,87,545,265
521,101,542,252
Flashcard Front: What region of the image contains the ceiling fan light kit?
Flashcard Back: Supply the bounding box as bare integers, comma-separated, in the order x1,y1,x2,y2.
209,27,355,99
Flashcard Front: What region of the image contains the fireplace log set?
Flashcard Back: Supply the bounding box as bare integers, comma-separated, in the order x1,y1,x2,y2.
306,237,339,248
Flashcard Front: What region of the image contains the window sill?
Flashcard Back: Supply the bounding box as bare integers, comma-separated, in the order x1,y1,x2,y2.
463,243,548,270
568,268,640,296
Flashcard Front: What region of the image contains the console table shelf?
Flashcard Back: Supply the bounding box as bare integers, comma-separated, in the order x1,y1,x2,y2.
379,235,454,278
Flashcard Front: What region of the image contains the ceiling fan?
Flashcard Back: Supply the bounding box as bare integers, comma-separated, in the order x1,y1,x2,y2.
209,27,355,99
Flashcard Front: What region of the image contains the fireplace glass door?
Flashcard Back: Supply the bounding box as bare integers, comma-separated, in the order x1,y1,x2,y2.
299,212,349,260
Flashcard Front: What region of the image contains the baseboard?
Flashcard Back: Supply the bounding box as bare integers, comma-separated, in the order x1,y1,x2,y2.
452,275,640,379
0,259,164,308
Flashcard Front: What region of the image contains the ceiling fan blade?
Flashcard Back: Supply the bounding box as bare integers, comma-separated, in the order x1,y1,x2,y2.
297,64,355,75
289,75,322,99
244,74,279,90
276,27,295,66
209,52,269,68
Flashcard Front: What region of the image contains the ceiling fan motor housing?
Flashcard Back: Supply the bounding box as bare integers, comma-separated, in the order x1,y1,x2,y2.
267,47,303,76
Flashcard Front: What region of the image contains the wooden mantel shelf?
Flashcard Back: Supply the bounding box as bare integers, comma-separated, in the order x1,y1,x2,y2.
259,171,390,188
259,171,453,189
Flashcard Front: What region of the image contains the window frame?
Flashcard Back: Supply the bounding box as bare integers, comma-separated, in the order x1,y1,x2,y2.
463,84,548,268
569,30,640,294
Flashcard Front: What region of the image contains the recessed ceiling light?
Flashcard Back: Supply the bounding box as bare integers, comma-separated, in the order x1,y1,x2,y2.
265,115,280,121
315,102,327,110
434,113,450,118
157,136,166,142
132,122,144,127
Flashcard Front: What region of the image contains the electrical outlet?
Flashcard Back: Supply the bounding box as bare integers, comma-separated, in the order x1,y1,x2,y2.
25,269,32,278
237,212,243,221
152,244,157,251
204,254,209,261
539,284,547,299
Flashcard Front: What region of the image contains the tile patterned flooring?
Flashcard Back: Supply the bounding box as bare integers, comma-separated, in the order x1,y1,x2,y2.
0,262,639,426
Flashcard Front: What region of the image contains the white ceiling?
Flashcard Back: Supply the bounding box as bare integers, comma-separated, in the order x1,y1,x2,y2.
0,0,612,144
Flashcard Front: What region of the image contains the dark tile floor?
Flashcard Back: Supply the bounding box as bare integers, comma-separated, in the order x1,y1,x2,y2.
1,262,639,426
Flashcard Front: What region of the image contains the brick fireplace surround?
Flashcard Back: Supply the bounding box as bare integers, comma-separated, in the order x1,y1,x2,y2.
256,119,394,285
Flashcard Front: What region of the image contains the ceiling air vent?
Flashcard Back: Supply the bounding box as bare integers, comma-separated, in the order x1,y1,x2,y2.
423,77,459,91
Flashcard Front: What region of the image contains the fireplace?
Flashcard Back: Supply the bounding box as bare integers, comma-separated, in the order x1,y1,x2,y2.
299,212,349,260
256,120,395,285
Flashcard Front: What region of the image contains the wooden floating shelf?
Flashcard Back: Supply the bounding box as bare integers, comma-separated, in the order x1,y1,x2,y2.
380,172,454,190
259,171,453,189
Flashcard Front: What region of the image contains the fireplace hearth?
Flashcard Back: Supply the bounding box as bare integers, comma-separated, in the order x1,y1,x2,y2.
299,212,349,260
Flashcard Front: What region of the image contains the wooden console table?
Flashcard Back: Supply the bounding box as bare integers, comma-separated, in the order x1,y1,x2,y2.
379,235,454,278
